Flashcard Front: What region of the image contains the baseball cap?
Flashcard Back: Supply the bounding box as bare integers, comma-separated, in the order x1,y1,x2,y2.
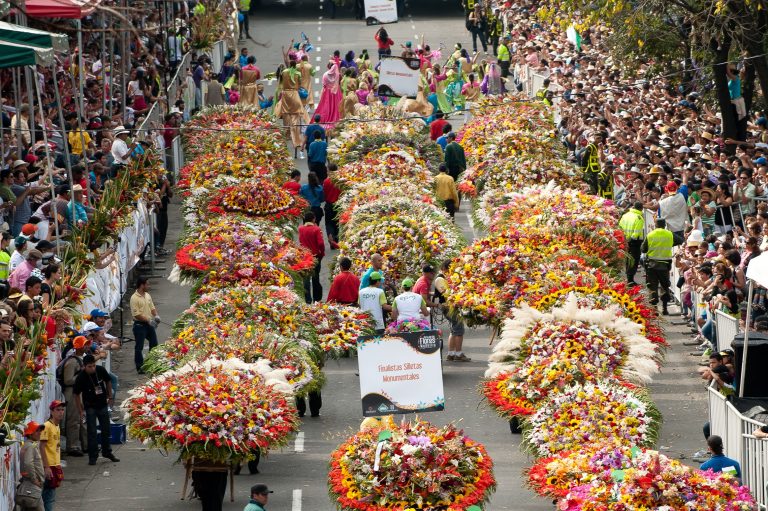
21,224,37,236
14,236,27,248
90,308,109,318
369,271,382,282
251,484,273,495
49,400,67,410
402,277,415,289
82,321,102,333
754,157,767,165
23,421,45,436
665,182,678,193
72,335,89,349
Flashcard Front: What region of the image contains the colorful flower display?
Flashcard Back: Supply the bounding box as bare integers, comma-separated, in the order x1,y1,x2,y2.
338,212,464,286
182,106,282,157
328,421,496,511
124,358,300,463
385,318,432,334
331,150,435,193
334,182,436,222
206,180,307,224
524,380,661,457
303,303,375,357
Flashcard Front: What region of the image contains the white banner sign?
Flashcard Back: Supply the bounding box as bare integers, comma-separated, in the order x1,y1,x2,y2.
378,56,421,98
364,0,398,24
357,331,444,416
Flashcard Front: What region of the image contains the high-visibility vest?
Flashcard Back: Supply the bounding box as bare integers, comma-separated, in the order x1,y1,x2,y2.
619,209,644,240
646,228,673,260
584,143,600,173
535,87,551,106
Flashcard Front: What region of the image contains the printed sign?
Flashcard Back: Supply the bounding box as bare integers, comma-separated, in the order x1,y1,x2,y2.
357,330,444,416
377,56,421,98
364,0,398,25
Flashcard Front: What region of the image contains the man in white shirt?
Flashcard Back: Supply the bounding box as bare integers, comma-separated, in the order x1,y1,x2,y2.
110,126,136,174
733,170,757,216
658,181,688,245
392,278,428,322
358,272,392,335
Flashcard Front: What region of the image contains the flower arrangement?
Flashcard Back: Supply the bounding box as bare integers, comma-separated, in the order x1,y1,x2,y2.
178,148,291,190
523,380,661,457
457,98,553,150
124,358,300,463
303,303,375,357
385,318,432,334
338,212,464,286
334,182,436,222
328,420,496,511
342,197,451,234
144,324,324,396
182,106,282,156
206,181,307,224
557,450,757,511
331,151,435,193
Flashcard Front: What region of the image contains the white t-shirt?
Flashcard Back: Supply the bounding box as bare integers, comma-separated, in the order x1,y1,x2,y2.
111,138,131,165
659,192,688,232
359,286,387,330
393,291,424,321
9,250,26,274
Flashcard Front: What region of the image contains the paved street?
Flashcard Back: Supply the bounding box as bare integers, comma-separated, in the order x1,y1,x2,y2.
56,5,709,511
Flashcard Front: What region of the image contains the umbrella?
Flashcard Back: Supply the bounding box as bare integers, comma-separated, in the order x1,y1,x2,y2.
0,21,68,52
0,40,54,68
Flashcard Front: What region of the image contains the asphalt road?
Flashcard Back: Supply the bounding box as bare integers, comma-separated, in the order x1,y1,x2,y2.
55,7,709,511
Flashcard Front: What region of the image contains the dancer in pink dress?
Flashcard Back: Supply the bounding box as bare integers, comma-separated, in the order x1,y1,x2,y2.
313,62,343,128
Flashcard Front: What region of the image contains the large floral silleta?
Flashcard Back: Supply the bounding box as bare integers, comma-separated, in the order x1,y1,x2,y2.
328,420,495,511
124,358,300,463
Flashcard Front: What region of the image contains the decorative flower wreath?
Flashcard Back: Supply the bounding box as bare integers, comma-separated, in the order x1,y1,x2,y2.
385,317,432,334
303,303,375,357
342,197,451,234
206,180,307,224
457,99,553,150
328,420,496,511
182,105,281,155
124,358,300,463
523,380,661,458
178,148,291,190
335,182,436,223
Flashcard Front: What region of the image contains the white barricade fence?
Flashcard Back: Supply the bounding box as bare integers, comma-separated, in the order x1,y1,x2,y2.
211,40,226,77
671,263,682,305
643,209,656,238
713,308,740,352
171,135,184,182
708,386,768,510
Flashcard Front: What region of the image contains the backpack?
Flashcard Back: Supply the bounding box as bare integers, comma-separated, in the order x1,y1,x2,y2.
56,354,82,388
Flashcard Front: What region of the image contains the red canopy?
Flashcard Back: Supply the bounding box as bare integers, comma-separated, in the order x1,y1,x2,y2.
25,0,100,19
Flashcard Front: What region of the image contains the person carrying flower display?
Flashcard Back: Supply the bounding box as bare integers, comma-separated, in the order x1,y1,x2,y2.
434,164,460,219
434,261,469,362
326,257,360,305
444,132,466,181
358,271,391,335
298,211,325,304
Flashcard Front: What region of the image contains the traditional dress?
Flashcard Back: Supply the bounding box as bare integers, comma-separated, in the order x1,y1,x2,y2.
298,60,316,109
314,63,343,128
340,76,360,118
274,66,307,148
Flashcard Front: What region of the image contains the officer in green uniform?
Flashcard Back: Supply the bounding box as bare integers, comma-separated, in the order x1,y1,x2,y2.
462,0,477,16
581,132,603,196
239,0,252,40
488,9,504,55
619,201,645,285
642,218,674,315
497,34,511,77
535,78,552,106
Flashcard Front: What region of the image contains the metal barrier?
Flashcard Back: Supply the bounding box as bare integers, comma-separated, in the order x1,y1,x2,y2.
171,135,184,181
643,209,656,238
714,308,740,352
671,262,682,305
211,40,226,76
708,386,768,509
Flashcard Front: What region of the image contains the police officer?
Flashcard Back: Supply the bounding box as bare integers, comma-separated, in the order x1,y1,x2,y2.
488,8,504,55
619,201,645,286
536,78,552,106
642,218,673,315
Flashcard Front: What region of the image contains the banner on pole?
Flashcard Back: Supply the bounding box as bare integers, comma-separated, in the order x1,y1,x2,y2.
357,330,444,417
377,56,421,98
364,0,398,25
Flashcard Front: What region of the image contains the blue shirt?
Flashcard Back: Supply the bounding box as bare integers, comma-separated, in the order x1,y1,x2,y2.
244,501,266,511
299,184,324,208
67,200,88,225
360,267,384,289
728,77,741,100
308,140,327,164
700,454,741,479
239,55,249,68
436,135,448,151
304,124,326,147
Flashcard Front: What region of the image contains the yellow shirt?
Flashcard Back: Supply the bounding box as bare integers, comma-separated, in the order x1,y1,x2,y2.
40,419,61,466
435,173,460,205
130,290,155,321
68,131,92,156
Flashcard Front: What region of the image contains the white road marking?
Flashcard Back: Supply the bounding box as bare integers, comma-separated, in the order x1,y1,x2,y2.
294,431,305,452
292,489,302,511
317,36,322,42
316,56,321,62
315,77,320,84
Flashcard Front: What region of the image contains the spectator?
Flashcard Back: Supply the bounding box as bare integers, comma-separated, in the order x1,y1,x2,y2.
699,435,741,481
130,275,159,374
39,400,66,511
73,354,119,466
17,421,45,511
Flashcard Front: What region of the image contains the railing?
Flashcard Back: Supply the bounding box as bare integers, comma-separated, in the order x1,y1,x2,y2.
714,308,740,352
708,386,768,509
171,135,184,182
671,262,682,305
211,39,226,77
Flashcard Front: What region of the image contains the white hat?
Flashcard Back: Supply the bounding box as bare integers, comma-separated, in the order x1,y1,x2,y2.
82,321,102,333
114,126,129,136
12,159,28,168
72,184,84,192
676,146,691,154
687,229,704,246
690,143,703,153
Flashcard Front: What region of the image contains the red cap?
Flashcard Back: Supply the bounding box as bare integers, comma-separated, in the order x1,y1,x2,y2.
24,153,38,164
49,400,67,410
665,182,678,193
21,224,37,236
23,421,45,436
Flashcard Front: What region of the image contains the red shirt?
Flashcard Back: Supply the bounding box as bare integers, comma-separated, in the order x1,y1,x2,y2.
323,178,341,204
283,181,301,195
430,119,448,141
326,271,361,305
299,223,325,258
413,275,431,298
